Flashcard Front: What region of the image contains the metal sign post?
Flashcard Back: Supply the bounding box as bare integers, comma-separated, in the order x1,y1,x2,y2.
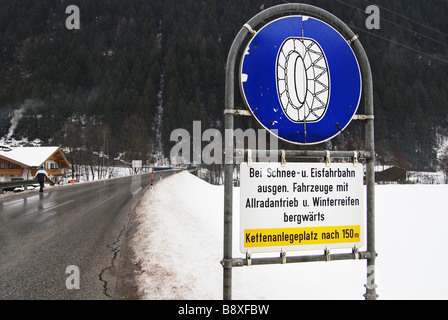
222,4,376,300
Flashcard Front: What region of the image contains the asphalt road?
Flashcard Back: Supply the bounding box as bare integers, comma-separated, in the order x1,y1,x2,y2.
0,170,174,300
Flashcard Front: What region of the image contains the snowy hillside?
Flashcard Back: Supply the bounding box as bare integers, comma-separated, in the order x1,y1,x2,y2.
132,171,448,300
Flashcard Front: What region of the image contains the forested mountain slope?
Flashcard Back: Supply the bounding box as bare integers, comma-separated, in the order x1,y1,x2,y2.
1,0,447,170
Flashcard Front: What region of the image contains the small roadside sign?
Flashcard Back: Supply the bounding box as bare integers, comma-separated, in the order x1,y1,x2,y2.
132,160,143,168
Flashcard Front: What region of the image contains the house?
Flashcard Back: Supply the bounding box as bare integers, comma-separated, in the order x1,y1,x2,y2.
375,166,407,184
0,146,71,182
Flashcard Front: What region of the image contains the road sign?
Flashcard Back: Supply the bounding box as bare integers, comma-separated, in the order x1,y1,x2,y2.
240,162,364,253
132,160,143,168
240,16,362,145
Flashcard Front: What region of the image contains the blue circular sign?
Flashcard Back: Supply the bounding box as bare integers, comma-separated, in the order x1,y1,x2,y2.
240,16,362,145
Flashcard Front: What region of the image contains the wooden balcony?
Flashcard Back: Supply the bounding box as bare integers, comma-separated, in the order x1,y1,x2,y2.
46,169,63,176
0,169,24,176
30,169,64,177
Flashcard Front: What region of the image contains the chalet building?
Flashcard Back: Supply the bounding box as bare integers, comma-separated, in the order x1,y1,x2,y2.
0,146,71,182
375,166,407,184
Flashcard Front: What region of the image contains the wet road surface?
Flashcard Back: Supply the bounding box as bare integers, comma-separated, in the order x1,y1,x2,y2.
0,170,174,299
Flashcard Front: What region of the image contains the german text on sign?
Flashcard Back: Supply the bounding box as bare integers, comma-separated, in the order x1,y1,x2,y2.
240,162,365,253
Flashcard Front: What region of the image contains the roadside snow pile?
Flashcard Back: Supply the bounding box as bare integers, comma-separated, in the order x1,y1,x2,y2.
132,171,448,300
132,171,223,299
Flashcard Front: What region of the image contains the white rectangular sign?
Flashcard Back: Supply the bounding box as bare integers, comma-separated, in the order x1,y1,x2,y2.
132,160,143,168
240,162,365,253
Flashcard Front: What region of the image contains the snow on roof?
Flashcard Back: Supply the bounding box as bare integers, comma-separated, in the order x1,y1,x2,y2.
0,146,60,168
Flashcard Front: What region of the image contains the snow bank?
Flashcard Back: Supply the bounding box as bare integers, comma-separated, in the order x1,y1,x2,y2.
132,171,223,299
132,171,448,300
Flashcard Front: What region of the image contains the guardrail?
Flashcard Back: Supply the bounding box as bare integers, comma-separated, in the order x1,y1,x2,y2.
0,180,39,193
0,179,58,194
0,166,195,194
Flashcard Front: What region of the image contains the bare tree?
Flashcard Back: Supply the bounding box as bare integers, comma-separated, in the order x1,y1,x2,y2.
439,146,448,184
85,118,111,180
121,114,150,165
62,120,83,181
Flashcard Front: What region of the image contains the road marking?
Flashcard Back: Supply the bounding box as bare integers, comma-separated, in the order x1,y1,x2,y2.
42,200,75,213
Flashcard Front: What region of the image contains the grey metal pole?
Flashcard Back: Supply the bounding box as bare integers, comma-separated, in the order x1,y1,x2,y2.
223,24,249,300
353,39,378,301
223,3,376,300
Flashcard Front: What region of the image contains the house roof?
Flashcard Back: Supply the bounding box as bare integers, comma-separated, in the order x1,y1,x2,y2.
0,147,70,168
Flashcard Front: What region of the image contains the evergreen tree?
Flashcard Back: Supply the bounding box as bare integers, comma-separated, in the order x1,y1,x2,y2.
0,0,447,171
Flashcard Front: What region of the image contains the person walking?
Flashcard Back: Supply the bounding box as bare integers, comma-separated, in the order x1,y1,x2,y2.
34,166,49,193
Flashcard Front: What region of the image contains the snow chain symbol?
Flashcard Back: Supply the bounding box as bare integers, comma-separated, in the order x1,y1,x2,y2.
240,15,362,145
276,37,330,123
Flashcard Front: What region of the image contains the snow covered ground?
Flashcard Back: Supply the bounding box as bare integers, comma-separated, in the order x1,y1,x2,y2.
132,171,448,300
